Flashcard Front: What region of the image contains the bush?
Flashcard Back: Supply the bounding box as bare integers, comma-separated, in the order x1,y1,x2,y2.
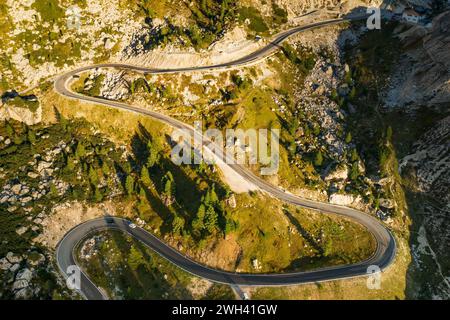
238,7,268,33
345,132,352,144
349,162,359,181
272,3,288,25
282,44,316,75
314,151,323,167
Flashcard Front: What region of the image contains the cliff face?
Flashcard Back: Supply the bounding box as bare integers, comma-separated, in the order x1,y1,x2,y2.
391,11,450,299
400,114,450,299
385,12,450,110
396,12,450,209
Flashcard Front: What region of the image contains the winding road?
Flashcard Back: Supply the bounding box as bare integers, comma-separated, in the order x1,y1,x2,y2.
54,14,396,300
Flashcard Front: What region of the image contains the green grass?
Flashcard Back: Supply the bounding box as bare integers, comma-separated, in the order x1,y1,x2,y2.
44,88,377,275
76,204,375,299
77,230,234,299
228,193,376,273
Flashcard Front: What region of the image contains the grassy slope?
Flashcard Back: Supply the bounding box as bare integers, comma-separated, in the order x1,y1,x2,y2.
76,230,235,299
0,1,407,299
251,21,416,300
41,86,376,273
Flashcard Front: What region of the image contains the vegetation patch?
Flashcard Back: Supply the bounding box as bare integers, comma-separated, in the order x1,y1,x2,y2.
238,6,269,33
76,230,235,299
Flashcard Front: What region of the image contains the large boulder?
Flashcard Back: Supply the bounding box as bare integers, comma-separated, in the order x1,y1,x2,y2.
325,165,348,181
0,257,12,271
329,193,362,206
16,268,33,282
6,252,22,264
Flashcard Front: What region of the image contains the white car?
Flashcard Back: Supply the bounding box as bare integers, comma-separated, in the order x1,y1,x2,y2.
129,223,137,229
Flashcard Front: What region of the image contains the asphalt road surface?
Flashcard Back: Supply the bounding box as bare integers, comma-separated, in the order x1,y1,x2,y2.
54,15,396,300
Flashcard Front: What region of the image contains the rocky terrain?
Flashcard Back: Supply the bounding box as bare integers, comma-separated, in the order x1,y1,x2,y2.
385,11,450,110
0,0,449,300
78,15,401,217
0,250,55,299
1,0,142,89
0,117,132,299
384,11,450,299
0,0,382,91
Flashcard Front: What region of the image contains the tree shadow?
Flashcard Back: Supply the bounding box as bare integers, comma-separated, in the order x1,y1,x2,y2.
92,228,193,300
283,208,323,255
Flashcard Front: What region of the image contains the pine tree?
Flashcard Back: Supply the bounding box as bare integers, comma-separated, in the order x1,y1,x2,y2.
125,175,135,196
350,162,359,181
203,189,211,206
165,180,173,198
162,171,175,199
139,187,147,202
122,162,132,174
146,140,160,168
210,184,219,204
192,204,206,234
386,126,393,141
141,166,152,186
350,148,359,162
102,161,110,176
172,215,185,235
345,70,352,85
94,187,103,202
345,132,352,144
88,166,98,186
66,155,75,171
75,142,86,158
205,205,218,233
314,151,323,167
128,246,145,271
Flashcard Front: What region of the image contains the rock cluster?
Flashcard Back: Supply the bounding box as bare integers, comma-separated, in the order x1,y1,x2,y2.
0,140,69,223
79,236,104,261
0,250,46,299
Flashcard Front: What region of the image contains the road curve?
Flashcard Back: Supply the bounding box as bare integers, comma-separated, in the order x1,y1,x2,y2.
54,15,396,300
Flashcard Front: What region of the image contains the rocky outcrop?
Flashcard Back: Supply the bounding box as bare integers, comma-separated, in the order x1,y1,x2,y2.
329,193,362,206
0,250,47,299
384,11,450,110
390,11,450,299
325,165,349,181
400,115,450,260
400,116,450,207
0,102,42,125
